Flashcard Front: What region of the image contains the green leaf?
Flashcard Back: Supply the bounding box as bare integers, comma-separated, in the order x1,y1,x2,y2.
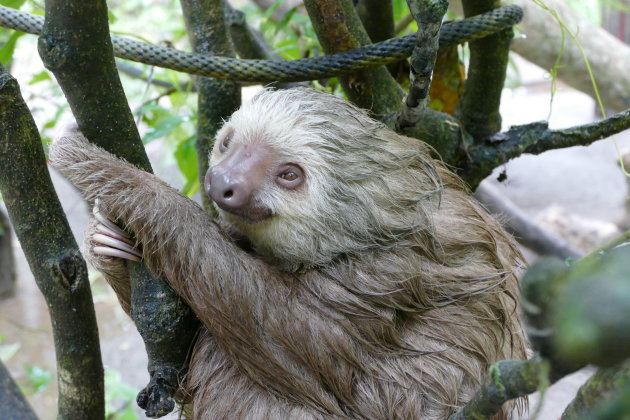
108,10,117,25
43,105,67,130
262,0,285,20
142,115,186,144
0,0,27,9
275,7,297,35
28,71,51,85
174,135,200,197
23,364,52,392
0,31,24,65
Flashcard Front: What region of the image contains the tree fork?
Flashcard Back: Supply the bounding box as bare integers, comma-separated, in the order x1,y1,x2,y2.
0,65,104,420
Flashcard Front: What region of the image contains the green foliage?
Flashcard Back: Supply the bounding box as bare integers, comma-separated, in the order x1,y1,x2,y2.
105,369,139,420
175,134,200,197
22,364,52,394
0,0,27,9
0,31,23,65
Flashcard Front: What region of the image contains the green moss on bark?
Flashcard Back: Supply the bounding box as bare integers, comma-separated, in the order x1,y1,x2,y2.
0,67,104,420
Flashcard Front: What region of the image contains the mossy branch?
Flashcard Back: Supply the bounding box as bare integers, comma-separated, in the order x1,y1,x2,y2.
461,108,630,188
562,361,630,420
0,66,104,420
396,0,448,129
38,1,199,417
455,0,512,141
303,0,404,116
449,357,547,420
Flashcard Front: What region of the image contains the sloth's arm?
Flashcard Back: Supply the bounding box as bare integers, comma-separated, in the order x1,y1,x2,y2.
49,128,356,414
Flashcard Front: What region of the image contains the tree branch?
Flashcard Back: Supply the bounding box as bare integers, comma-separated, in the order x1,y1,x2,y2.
453,229,630,419
181,0,241,212
0,359,37,419
561,361,630,420
0,66,104,419
116,60,195,91
474,182,584,259
455,0,513,140
462,108,630,188
449,357,547,420
396,0,448,129
355,0,395,43
38,1,198,417
303,0,404,116
511,0,630,113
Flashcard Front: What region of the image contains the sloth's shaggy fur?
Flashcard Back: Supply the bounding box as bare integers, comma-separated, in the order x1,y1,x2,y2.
50,88,527,419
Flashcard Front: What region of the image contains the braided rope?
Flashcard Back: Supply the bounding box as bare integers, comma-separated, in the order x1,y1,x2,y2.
0,5,522,83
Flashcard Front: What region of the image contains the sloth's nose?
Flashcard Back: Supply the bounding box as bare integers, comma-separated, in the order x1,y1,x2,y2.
207,168,253,212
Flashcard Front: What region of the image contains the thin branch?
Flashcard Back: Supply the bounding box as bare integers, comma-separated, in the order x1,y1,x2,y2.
116,60,195,91
303,0,403,116
396,0,448,129
474,182,584,259
455,0,514,140
395,13,415,34
462,108,630,188
454,228,630,419
38,1,198,417
0,66,104,419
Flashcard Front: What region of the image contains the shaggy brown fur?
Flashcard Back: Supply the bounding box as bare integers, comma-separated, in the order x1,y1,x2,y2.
50,88,527,419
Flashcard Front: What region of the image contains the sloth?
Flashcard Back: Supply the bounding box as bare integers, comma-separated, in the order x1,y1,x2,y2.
50,88,527,419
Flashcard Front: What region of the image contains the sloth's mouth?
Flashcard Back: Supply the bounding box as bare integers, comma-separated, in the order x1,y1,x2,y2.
224,206,273,223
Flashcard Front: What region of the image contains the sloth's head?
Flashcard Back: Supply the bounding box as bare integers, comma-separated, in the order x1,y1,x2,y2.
206,88,441,271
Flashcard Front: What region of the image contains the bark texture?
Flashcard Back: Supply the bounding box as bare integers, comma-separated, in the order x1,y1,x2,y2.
38,1,198,416
0,66,104,420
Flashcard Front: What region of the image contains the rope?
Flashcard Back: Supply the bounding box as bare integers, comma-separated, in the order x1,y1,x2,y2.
0,5,523,83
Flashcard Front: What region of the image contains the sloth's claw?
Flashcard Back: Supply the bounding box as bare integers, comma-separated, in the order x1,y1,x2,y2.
93,245,142,262
91,199,141,261
92,201,128,237
95,222,134,245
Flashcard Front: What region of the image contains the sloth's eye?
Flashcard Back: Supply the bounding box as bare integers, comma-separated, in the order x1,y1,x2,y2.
276,164,304,189
280,171,298,181
219,132,232,152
